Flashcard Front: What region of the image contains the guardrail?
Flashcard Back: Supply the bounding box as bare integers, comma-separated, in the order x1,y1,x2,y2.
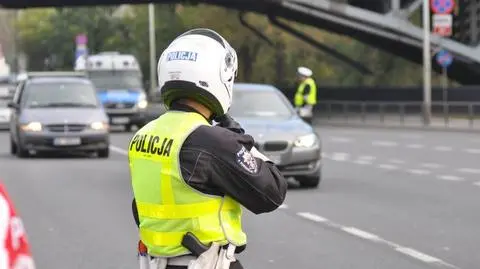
313,101,480,130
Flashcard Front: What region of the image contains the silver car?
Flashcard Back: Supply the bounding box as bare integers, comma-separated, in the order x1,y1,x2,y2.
8,75,110,158
230,83,322,188
0,98,12,130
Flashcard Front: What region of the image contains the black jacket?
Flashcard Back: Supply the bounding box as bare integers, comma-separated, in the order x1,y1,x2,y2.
131,103,288,246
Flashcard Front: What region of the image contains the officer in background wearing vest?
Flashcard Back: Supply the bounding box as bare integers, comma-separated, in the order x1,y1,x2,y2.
294,66,317,124
128,28,288,269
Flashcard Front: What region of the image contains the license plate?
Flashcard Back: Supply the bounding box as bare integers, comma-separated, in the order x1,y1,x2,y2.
53,137,81,146
266,154,282,164
112,117,130,124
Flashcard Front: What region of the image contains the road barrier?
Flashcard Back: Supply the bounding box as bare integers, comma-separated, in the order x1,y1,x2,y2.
313,101,480,130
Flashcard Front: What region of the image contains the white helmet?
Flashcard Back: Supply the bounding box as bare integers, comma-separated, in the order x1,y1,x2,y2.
157,28,238,118
297,66,312,77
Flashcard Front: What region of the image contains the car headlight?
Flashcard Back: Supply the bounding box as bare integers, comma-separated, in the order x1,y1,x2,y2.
294,134,318,148
137,100,148,109
21,122,42,132
90,121,109,130
137,92,148,109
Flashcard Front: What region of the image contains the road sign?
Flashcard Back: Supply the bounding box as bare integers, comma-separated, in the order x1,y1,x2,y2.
436,49,453,68
431,0,455,14
432,14,453,36
75,34,87,46
75,47,88,61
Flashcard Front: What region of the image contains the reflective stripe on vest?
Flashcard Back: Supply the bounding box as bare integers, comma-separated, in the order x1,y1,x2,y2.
294,77,317,107
129,111,247,257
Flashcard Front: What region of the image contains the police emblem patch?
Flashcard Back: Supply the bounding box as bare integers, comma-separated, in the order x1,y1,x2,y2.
236,146,258,174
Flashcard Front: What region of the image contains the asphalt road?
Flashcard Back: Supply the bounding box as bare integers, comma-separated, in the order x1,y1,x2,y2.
0,126,478,269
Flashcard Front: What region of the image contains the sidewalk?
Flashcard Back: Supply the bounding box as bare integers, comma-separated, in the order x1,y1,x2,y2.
313,114,480,132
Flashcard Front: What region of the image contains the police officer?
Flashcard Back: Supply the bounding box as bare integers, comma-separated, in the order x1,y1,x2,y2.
294,66,317,124
129,28,288,269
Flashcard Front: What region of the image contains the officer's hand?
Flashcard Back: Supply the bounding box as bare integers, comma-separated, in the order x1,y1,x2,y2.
215,113,245,134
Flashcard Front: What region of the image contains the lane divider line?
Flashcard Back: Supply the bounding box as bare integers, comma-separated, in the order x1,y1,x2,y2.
406,169,431,175
297,212,328,222
295,211,460,269
378,164,398,170
109,145,128,155
437,175,464,181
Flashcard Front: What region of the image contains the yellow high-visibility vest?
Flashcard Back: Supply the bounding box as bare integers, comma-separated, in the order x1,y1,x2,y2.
294,77,317,107
129,111,246,257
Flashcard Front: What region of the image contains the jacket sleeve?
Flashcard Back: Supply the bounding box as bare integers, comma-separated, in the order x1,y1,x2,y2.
180,126,288,214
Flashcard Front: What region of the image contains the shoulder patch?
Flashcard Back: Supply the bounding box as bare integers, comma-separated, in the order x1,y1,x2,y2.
236,146,259,174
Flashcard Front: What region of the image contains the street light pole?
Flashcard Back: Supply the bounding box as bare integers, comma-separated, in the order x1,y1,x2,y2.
148,3,157,96
422,0,432,125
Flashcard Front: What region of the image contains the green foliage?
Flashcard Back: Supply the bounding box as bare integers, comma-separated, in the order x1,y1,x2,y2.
15,4,447,87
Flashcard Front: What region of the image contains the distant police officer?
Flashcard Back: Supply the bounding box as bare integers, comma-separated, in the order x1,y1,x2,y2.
128,28,288,269
294,66,317,124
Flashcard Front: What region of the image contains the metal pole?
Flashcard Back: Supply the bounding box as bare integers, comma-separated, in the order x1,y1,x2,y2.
148,3,157,95
422,0,432,125
442,67,448,102
12,10,19,73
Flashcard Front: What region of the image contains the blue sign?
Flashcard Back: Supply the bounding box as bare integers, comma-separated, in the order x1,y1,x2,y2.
75,47,88,61
436,49,453,68
431,0,455,14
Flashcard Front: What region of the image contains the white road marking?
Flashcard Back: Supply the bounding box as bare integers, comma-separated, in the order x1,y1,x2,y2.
434,146,453,151
378,164,398,170
388,159,405,164
421,163,443,169
407,144,424,149
395,247,442,263
279,204,288,209
463,148,480,154
330,152,350,162
358,155,376,160
110,145,128,155
407,169,431,175
353,160,372,165
330,137,353,143
372,140,398,147
296,211,459,268
297,212,328,222
474,181,480,187
341,227,380,241
437,175,464,181
457,168,480,174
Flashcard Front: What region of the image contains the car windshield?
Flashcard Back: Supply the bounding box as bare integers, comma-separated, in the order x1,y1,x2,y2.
22,82,99,108
87,70,143,89
229,89,294,117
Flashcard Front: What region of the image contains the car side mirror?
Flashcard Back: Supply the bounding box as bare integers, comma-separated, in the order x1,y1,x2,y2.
7,101,19,109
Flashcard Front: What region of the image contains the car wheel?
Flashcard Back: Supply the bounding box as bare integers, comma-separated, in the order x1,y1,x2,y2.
15,144,30,158
10,138,17,155
297,172,322,188
125,124,134,132
97,148,110,158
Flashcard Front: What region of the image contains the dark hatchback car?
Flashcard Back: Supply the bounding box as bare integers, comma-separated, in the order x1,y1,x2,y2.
8,73,110,158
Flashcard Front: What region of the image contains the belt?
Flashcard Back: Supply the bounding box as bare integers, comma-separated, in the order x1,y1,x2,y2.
166,255,197,266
